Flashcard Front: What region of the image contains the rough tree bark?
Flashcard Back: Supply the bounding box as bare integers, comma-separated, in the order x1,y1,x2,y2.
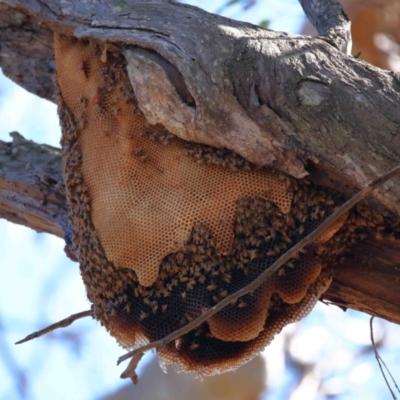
1,0,400,326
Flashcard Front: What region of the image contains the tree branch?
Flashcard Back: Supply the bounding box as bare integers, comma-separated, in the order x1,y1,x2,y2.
298,0,352,54
0,3,55,101
1,0,399,217
0,132,68,237
15,309,93,345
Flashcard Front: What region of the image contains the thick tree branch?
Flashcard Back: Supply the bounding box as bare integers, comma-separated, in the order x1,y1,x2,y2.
0,0,399,218
0,132,68,238
0,4,55,101
323,234,400,325
299,0,352,54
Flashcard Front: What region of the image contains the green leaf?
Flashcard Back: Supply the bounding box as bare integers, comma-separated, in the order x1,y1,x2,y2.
259,19,270,29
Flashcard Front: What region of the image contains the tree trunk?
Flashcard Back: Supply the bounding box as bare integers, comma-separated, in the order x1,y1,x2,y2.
1,0,400,324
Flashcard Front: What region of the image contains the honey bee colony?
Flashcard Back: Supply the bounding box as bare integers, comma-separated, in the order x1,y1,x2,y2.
54,34,400,375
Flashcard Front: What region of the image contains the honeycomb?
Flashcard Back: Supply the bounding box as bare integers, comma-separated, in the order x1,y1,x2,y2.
54,34,400,375
54,35,292,287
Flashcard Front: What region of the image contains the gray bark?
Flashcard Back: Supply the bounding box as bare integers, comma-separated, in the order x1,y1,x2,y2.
0,0,400,324
0,132,67,237
0,4,55,101
299,0,352,54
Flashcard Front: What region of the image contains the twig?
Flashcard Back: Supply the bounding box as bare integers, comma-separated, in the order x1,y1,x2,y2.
15,309,93,345
298,0,352,54
118,165,400,376
370,317,400,400
120,352,144,384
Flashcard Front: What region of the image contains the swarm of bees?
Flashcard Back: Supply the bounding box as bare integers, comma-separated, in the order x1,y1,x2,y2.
54,34,400,375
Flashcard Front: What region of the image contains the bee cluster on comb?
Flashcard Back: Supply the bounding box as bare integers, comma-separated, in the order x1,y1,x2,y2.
54,34,400,375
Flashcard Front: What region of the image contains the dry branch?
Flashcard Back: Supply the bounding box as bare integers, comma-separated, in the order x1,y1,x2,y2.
370,317,400,399
15,309,93,345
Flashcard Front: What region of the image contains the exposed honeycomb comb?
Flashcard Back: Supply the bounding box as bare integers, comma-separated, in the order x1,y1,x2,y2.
55,33,394,375
55,35,294,287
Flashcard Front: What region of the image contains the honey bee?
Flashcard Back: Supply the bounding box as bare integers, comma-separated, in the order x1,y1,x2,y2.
134,147,149,162
109,309,117,317
159,133,173,146
193,254,206,263
185,314,194,322
193,269,202,278
151,304,159,314
194,328,203,337
78,60,90,78
188,278,196,287
143,297,152,306
140,311,149,320
189,343,199,351
176,252,185,265
207,284,217,291
249,250,258,260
